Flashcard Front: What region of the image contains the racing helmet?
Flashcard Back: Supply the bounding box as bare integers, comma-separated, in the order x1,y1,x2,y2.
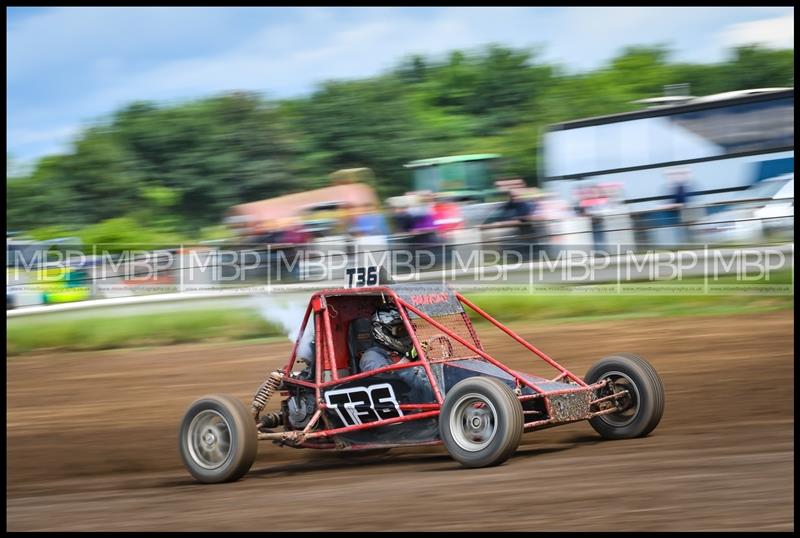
371,305,412,354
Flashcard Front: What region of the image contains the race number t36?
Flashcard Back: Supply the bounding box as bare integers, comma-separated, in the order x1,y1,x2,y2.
324,383,403,426
345,266,379,288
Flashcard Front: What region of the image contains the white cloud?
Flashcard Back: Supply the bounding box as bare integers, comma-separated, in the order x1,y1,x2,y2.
543,7,794,70
718,13,794,50
64,9,492,110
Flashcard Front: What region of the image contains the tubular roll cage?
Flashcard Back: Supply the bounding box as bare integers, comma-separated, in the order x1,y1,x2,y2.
259,286,624,446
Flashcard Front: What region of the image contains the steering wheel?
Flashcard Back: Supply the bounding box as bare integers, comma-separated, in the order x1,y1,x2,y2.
421,334,454,360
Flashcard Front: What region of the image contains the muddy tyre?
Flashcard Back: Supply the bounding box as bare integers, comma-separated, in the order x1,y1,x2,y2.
179,394,258,483
439,377,524,468
585,353,665,440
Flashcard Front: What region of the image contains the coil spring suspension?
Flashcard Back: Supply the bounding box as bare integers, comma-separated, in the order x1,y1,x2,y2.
251,370,284,419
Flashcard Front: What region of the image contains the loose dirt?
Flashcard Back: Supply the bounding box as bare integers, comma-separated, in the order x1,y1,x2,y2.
6,311,794,531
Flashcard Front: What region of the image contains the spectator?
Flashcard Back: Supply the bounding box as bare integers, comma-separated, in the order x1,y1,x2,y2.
487,191,532,224
431,197,463,234
667,168,695,245
392,206,414,234
408,192,436,233
280,224,311,245
507,192,533,221
350,204,390,238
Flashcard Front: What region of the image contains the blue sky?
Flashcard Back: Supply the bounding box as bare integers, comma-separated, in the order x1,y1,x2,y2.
6,7,794,165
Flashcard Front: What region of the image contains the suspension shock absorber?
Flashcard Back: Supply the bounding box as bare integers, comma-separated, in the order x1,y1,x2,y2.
251,370,284,419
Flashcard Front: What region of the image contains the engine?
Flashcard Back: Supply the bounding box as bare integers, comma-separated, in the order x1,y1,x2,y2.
283,388,317,429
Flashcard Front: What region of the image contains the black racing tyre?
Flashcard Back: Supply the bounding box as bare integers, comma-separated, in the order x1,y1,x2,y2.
179,394,258,484
439,376,524,468
585,353,665,440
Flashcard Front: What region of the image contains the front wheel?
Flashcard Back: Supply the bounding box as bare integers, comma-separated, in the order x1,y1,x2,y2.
179,394,258,483
585,353,665,440
439,377,524,468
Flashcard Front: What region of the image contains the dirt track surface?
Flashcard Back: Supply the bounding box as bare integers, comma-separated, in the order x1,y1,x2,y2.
7,311,794,531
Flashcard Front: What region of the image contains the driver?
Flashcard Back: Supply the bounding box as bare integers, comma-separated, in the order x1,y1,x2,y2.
360,305,419,372
359,304,433,404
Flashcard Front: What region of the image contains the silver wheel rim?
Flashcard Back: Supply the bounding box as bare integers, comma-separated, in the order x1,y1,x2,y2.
598,370,640,428
187,409,233,470
449,393,498,452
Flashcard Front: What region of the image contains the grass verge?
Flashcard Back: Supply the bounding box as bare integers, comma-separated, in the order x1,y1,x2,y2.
7,309,284,355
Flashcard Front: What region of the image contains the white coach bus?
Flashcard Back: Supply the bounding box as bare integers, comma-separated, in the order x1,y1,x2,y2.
540,88,794,212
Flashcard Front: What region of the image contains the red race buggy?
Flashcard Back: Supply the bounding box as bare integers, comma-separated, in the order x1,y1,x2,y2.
179,280,665,483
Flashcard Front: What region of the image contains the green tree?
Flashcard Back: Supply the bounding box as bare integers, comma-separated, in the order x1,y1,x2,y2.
6,43,794,235
299,77,427,197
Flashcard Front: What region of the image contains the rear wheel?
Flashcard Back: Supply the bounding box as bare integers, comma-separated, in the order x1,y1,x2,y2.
179,394,258,483
585,353,665,439
439,377,524,468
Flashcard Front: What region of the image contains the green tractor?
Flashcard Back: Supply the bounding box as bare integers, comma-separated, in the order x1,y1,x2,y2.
404,154,503,201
